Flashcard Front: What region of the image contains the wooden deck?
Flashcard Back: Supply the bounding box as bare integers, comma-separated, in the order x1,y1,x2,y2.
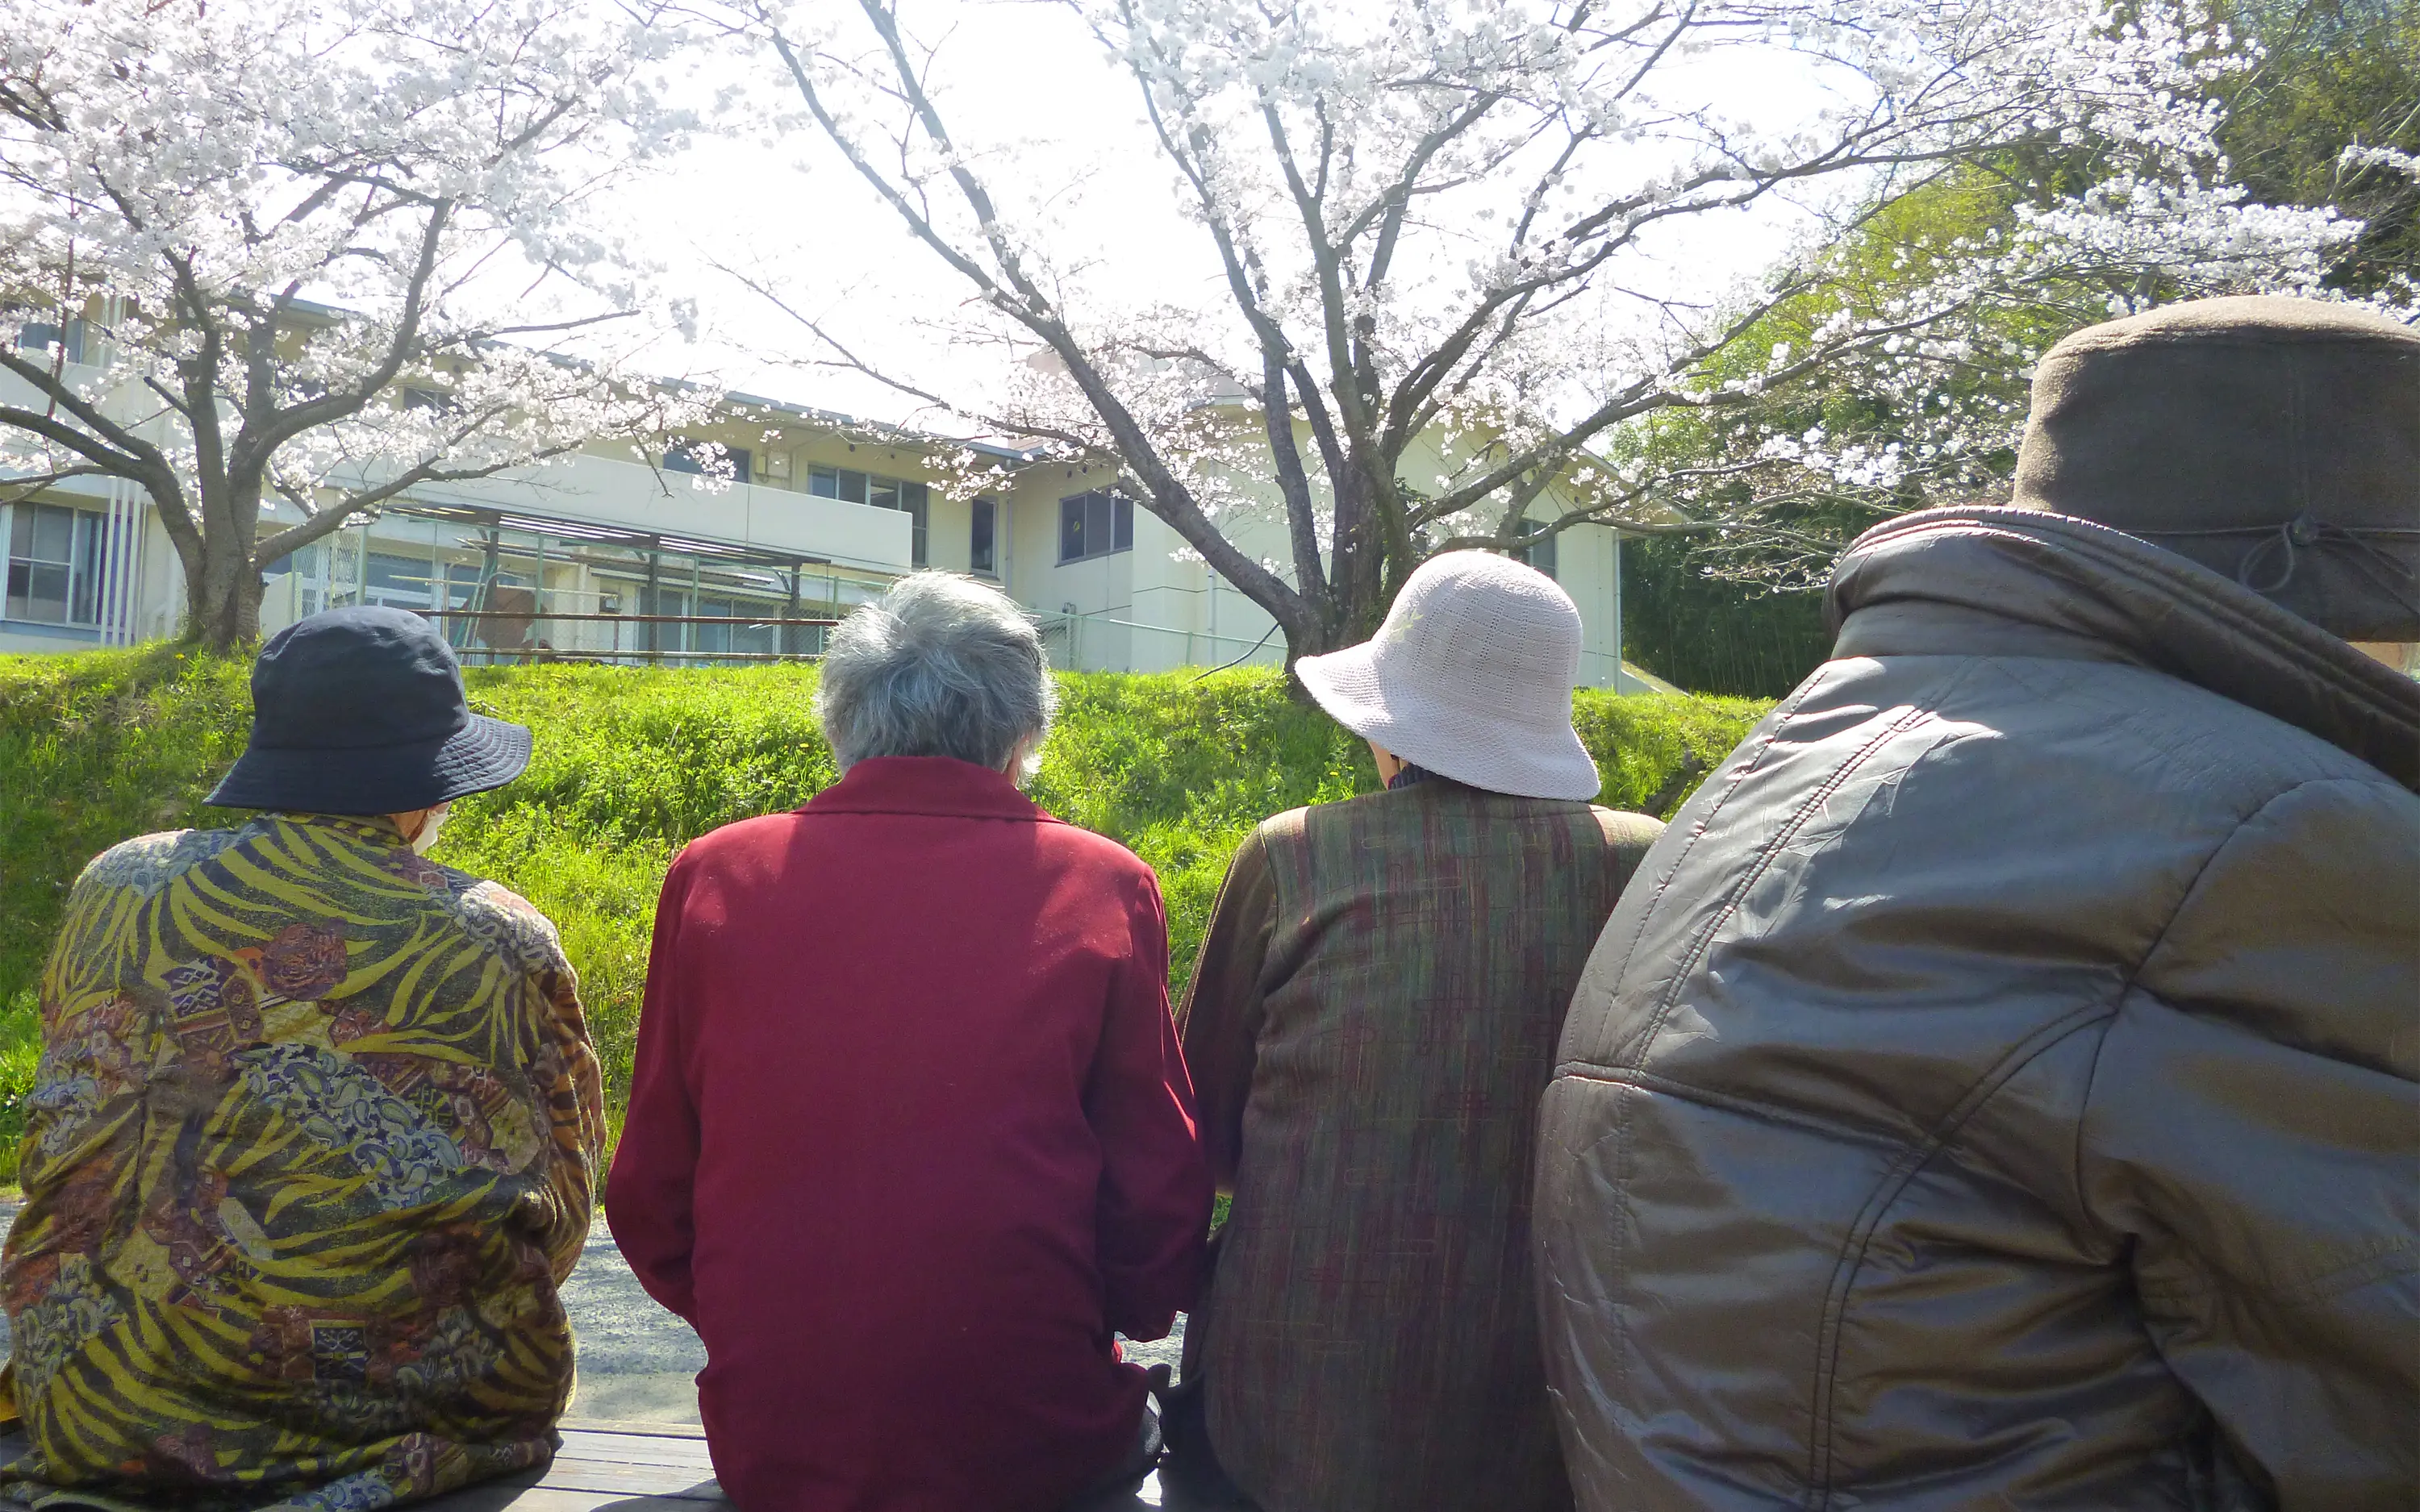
0,1423,728,1510
423,1423,727,1510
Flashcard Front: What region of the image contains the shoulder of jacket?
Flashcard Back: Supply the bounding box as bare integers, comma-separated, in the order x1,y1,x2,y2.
75,826,245,898
1045,817,1156,881
1257,806,1313,843
2184,770,2420,877
1584,803,1667,852
446,878,570,973
2093,661,2410,793
682,809,807,860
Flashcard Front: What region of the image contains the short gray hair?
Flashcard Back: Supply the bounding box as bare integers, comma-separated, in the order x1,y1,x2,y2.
815,572,1058,774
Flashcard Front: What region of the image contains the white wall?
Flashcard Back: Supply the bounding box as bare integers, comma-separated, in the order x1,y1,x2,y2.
999,461,1639,685
6,355,1654,689
351,455,915,575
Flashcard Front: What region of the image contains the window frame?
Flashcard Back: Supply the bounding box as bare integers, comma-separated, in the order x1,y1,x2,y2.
1058,490,1135,564
809,467,927,566
1515,519,1559,580
969,498,996,575
5,500,111,628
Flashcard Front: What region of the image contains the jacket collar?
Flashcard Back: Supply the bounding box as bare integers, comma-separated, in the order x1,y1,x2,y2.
1829,506,2420,791
802,756,1057,823
272,812,413,847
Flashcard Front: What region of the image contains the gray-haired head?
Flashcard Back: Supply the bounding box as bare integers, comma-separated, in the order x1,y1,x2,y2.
815,572,1058,776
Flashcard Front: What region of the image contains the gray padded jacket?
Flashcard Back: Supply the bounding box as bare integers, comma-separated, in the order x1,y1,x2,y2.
1537,506,2420,1511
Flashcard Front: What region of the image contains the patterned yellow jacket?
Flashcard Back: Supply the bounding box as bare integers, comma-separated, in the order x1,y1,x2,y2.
1,813,604,1510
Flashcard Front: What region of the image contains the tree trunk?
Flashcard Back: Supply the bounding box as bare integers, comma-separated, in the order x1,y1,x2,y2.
183,539,263,652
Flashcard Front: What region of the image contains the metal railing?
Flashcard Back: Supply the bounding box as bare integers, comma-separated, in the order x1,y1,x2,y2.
415,607,839,666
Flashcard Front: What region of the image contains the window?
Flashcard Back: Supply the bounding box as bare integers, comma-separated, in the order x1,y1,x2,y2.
265,542,332,617
695,597,778,657
807,465,869,503
1515,519,1558,580
970,498,996,574
665,439,751,481
364,552,440,610
400,385,457,414
6,502,110,626
1058,491,1133,564
11,319,92,364
813,467,928,567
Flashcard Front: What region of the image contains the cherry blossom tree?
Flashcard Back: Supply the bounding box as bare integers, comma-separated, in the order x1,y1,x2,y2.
734,0,2360,663
0,0,713,650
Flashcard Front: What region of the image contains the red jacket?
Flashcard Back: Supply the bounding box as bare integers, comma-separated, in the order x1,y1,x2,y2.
607,756,1210,1512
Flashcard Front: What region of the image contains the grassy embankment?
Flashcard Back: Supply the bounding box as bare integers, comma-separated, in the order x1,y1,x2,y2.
0,646,1771,1175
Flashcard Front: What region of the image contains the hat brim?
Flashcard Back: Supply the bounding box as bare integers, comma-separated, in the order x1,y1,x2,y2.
206,714,532,814
1297,644,1602,802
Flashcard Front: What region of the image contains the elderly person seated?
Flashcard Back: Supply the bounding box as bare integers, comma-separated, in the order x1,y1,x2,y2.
0,607,604,1508
608,571,1211,1512
1161,551,1665,1512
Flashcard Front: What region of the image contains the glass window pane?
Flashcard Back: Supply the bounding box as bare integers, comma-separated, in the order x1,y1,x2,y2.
869,477,900,511
9,506,30,556
365,552,437,609
838,469,868,505
71,512,105,623
1517,519,1558,579
1087,493,1112,557
696,599,732,655
727,448,752,481
904,482,928,569
970,499,995,574
32,504,73,564
1112,495,1133,552
6,560,28,618
1060,496,1086,562
23,561,69,622
808,465,839,498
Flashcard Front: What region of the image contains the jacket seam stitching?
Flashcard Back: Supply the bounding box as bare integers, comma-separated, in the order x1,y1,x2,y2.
1805,1000,2120,1507
799,805,1058,824
2073,776,2347,1230
2128,777,2351,977
1550,1065,1909,1152
1599,677,1823,1049
1629,701,1937,1069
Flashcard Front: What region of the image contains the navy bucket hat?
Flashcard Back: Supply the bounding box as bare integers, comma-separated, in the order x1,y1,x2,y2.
207,606,532,815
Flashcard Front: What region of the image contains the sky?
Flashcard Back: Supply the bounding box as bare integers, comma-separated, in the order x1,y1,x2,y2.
611,1,1235,431
601,0,1829,439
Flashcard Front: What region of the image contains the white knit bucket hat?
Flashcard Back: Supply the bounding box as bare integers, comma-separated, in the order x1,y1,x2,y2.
1296,550,1601,801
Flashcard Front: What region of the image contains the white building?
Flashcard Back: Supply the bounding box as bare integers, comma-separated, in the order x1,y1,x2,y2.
2,319,1650,687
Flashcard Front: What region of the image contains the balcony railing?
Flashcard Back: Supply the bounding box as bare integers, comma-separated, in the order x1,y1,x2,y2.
416,608,839,665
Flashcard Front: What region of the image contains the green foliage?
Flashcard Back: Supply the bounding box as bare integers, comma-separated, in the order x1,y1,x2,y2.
2213,0,2419,297
1620,2,2417,610
0,648,1770,1173
1620,534,1835,698
1026,671,1375,993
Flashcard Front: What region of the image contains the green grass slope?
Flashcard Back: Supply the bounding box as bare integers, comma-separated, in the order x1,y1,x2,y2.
0,648,1771,1172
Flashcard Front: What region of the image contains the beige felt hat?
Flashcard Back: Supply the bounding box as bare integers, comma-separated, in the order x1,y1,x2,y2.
1296,550,1602,801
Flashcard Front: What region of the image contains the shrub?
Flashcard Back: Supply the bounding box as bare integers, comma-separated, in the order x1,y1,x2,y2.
0,648,1771,1173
